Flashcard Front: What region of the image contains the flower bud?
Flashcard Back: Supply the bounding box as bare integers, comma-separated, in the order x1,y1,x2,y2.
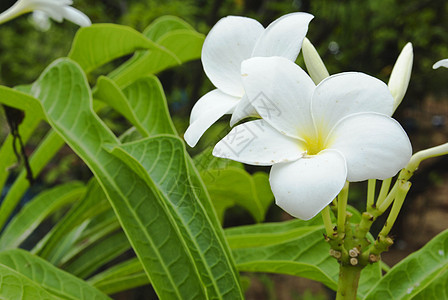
433,59,448,69
302,37,330,85
388,43,413,113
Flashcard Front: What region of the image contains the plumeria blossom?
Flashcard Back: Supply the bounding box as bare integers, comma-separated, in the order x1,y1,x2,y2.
0,0,91,27
433,59,448,69
184,12,314,147
213,57,412,220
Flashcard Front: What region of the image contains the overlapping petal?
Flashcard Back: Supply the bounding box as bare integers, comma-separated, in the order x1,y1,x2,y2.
201,16,264,97
185,90,239,147
311,72,394,138
213,120,305,166
229,94,259,126
241,56,315,140
327,112,412,181
252,12,314,61
270,150,347,220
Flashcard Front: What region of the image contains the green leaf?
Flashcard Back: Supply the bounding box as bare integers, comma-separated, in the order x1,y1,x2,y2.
0,182,85,250
0,130,65,231
193,146,244,172
0,249,110,299
122,76,177,135
364,229,448,299
156,29,204,63
108,18,204,88
68,24,161,73
89,258,150,294
62,231,131,279
34,179,110,263
226,220,381,297
143,15,197,41
0,264,56,300
32,58,242,299
109,136,244,299
93,76,143,132
0,87,44,224
202,167,273,223
0,85,45,118
59,210,121,266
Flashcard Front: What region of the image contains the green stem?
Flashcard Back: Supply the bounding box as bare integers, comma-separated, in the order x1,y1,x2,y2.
337,182,349,234
376,178,392,207
378,180,411,237
377,184,398,213
366,179,376,210
336,264,362,300
321,206,334,237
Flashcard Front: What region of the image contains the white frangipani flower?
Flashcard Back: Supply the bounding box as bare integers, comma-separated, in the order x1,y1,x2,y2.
213,57,412,220
433,59,448,69
184,12,314,147
0,0,91,27
388,43,413,112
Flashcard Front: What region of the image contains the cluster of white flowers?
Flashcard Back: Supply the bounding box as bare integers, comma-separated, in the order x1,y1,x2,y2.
0,0,91,28
185,13,417,220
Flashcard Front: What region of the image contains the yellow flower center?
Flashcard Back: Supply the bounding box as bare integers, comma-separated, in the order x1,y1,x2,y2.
303,129,326,156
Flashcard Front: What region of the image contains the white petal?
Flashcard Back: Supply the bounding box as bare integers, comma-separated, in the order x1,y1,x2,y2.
31,10,51,31
213,120,304,166
241,56,315,140
327,112,412,181
62,6,91,27
252,12,314,61
184,90,239,147
229,94,259,126
270,149,347,220
433,58,448,69
202,16,264,97
312,72,394,138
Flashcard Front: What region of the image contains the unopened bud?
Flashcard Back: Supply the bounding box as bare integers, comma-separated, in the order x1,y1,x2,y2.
302,37,330,85
350,258,358,266
388,42,413,113
433,58,448,69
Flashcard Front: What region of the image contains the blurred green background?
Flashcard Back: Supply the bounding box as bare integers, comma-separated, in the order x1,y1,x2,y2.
1,1,448,299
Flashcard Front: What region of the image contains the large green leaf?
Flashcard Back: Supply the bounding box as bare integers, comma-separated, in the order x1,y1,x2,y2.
202,167,273,223
31,58,242,299
109,136,244,299
226,220,381,297
0,182,85,250
68,24,162,73
0,264,56,299
0,249,110,299
364,229,448,299
108,18,204,88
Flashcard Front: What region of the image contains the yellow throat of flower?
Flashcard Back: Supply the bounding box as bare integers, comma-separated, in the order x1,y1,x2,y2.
303,134,326,156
